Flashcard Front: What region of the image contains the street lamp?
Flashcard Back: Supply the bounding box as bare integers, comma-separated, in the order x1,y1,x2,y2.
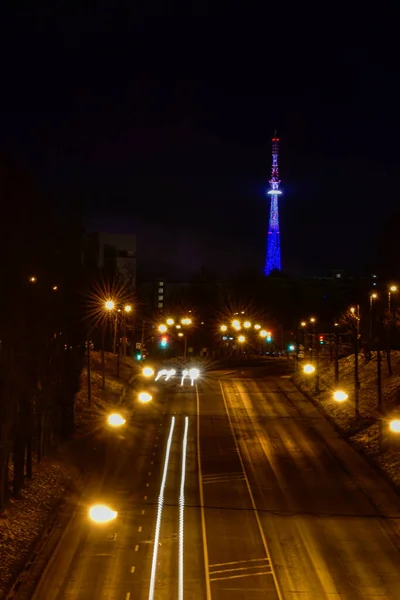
232,319,241,330
158,324,167,333
254,324,261,330
181,317,192,325
238,335,246,343
107,413,126,427
389,419,400,433
388,285,397,315
142,366,154,378
303,363,315,374
220,325,228,332
138,391,152,403
260,330,268,338
166,318,174,325
89,504,117,524
29,276,37,283
124,304,132,313
300,321,307,327
105,300,115,311
333,390,348,402
243,321,251,328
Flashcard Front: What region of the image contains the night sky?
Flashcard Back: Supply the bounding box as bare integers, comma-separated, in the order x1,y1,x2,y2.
1,11,399,279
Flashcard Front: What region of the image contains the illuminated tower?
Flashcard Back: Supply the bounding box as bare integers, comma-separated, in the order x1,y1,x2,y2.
264,132,282,275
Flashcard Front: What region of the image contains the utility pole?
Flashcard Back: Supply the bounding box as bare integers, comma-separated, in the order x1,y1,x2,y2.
113,312,118,354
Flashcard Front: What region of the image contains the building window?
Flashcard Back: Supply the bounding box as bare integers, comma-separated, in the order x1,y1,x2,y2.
158,287,163,293
158,302,163,308
336,273,341,279
158,281,164,286
158,295,163,301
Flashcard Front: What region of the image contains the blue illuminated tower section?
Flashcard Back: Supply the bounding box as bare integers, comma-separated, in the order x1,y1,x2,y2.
264,133,282,275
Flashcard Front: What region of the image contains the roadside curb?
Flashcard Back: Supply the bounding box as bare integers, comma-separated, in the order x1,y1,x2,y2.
290,376,400,501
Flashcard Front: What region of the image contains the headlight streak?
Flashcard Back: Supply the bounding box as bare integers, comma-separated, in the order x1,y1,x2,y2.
165,368,176,381
188,367,200,386
148,417,176,600
155,369,168,382
179,417,189,600
181,369,188,386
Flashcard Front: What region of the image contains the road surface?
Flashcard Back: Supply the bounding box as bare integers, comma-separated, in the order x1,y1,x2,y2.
14,366,400,599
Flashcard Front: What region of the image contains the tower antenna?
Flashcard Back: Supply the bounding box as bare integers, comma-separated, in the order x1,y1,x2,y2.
264,133,282,275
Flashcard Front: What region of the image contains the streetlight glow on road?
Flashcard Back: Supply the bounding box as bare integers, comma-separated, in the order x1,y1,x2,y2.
303,364,316,374
107,413,126,427
333,390,348,402
389,419,400,433
138,391,152,403
142,366,155,378
89,504,117,524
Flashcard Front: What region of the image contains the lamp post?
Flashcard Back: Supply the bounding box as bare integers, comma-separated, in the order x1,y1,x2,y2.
334,322,339,384
350,306,360,418
369,293,378,343
102,300,115,389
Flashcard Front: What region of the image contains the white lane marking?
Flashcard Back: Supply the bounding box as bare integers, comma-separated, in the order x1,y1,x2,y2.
138,526,142,532
196,387,212,600
126,593,131,599
179,416,189,600
141,510,145,515
131,566,135,573
151,461,154,465
144,495,147,500
148,472,152,475
219,382,283,600
148,416,176,600
135,545,139,551
146,483,150,487
209,557,270,568
210,570,272,582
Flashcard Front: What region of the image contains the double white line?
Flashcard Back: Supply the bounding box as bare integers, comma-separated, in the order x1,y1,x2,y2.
148,416,189,600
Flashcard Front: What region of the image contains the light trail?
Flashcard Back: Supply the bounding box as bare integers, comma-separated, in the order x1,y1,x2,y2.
179,416,189,600
181,369,188,386
148,416,176,600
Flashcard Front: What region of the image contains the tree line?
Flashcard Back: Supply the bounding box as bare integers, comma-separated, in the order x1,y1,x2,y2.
0,157,85,509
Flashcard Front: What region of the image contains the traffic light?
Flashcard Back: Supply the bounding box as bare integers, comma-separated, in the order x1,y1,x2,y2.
319,335,324,344
266,331,272,342
160,336,168,348
135,352,142,360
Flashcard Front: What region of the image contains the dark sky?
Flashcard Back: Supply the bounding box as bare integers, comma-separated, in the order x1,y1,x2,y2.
1,9,399,279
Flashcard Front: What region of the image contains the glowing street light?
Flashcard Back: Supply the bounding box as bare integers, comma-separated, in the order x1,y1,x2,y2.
300,321,307,327
166,318,174,325
260,330,268,338
181,317,192,325
105,300,115,311
220,325,228,332
303,363,315,374
389,419,400,433
138,391,152,403
89,504,117,524
238,335,246,343
178,332,184,337
52,285,58,291
142,366,155,378
232,319,241,330
29,276,37,283
243,321,251,328
390,285,398,293
124,304,132,313
158,324,168,333
333,390,348,402
107,413,126,427
310,317,316,323
254,324,261,330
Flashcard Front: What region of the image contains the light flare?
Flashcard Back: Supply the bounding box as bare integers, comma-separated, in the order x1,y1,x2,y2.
148,418,176,600
179,417,189,600
88,504,117,524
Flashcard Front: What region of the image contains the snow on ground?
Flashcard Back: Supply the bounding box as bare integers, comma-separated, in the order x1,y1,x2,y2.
0,351,136,598
294,350,400,488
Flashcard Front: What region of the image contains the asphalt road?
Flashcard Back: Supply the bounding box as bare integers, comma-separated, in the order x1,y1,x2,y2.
14,363,400,599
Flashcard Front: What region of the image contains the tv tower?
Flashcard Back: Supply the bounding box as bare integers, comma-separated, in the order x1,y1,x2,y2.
264,132,282,275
